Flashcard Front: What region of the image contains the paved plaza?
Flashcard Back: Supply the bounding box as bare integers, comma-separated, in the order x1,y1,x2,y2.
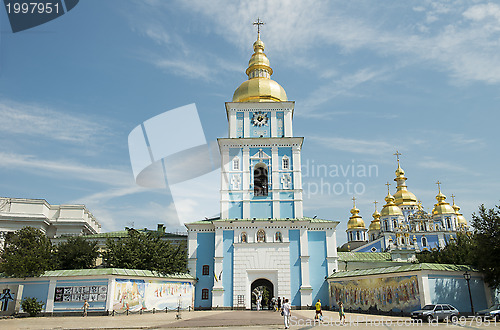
1,310,498,330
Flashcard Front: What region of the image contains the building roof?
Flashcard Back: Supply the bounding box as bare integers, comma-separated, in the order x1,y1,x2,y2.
41,268,195,280
328,263,477,279
187,216,339,225
337,252,392,262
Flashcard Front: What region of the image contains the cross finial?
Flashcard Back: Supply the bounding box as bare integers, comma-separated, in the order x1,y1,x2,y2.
373,200,378,211
253,18,265,38
450,194,456,204
385,182,391,193
436,180,442,193
394,150,402,164
352,196,356,208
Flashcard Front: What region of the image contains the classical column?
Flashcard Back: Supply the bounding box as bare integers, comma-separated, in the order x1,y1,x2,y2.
299,228,312,307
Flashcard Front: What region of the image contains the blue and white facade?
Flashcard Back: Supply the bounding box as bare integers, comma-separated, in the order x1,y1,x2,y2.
186,35,339,309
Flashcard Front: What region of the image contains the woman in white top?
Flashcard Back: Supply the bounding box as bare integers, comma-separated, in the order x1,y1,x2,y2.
281,298,291,329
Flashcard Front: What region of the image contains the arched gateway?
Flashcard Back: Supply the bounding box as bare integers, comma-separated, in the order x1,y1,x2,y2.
251,278,274,310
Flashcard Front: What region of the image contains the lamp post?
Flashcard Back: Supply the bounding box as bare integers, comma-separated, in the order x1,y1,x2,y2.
463,271,474,315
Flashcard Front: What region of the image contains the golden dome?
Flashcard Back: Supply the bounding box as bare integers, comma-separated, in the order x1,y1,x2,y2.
432,189,455,215
393,161,418,206
232,36,287,102
369,211,381,231
451,197,468,226
381,187,403,217
347,200,366,229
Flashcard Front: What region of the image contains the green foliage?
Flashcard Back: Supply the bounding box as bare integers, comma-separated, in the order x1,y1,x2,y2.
472,204,500,290
417,232,474,265
54,236,99,270
417,203,500,290
0,227,54,277
102,229,187,275
21,297,45,317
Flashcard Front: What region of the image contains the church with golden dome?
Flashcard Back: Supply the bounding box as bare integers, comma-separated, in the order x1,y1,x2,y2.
344,152,468,253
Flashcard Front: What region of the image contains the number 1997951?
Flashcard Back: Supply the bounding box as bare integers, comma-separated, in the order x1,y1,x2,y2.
444,316,497,326
5,2,60,14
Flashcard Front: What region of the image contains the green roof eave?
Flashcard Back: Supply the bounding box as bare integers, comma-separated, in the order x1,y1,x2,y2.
337,252,392,262
328,263,478,279
186,217,339,225
39,268,195,280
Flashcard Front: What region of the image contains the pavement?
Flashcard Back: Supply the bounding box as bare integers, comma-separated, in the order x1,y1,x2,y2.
0,310,494,330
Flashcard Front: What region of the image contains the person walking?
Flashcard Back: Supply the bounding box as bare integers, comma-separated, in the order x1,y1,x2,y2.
281,298,291,329
277,296,282,311
339,301,346,325
315,299,323,320
82,299,90,317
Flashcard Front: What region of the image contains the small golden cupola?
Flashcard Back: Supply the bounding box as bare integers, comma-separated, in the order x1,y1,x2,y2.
369,201,381,231
432,181,455,215
347,198,366,230
232,19,287,103
381,183,403,217
451,194,468,227
392,151,418,206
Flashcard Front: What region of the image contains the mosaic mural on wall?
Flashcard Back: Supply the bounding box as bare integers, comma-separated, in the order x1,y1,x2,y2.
54,285,107,303
113,278,194,312
330,275,420,313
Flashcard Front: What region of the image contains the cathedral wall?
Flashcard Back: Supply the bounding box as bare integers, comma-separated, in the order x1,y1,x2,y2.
289,229,302,306
195,232,215,308
222,230,234,307
308,231,329,307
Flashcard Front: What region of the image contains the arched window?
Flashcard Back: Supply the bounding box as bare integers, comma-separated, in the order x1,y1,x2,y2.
201,289,209,300
254,163,268,196
275,231,283,242
257,229,266,242
384,221,388,231
241,232,247,243
422,237,428,247
446,218,451,229
282,156,290,170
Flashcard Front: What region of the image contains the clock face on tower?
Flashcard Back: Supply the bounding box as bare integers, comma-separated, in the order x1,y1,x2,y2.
252,111,268,127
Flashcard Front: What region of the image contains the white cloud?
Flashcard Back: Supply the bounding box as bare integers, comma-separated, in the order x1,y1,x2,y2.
0,100,109,144
0,152,132,187
308,136,394,155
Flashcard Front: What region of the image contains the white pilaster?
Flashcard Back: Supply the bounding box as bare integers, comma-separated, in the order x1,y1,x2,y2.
106,277,115,312
244,111,250,137
229,111,237,138
284,110,293,137
45,278,57,312
187,231,197,276
271,111,277,137
325,228,338,275
292,146,303,218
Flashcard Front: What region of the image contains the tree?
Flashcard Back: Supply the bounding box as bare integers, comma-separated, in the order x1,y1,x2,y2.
471,204,500,290
54,236,99,270
417,232,474,265
0,227,54,277
21,297,45,317
102,229,187,275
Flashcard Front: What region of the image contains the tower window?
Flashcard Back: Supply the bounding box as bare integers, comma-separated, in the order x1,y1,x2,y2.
356,231,360,241
241,232,247,243
254,163,268,196
275,231,283,242
201,289,209,300
202,265,209,275
233,157,240,171
422,237,428,247
257,229,266,242
282,156,289,170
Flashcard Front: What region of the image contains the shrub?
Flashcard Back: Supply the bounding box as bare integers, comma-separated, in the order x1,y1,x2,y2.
21,297,45,317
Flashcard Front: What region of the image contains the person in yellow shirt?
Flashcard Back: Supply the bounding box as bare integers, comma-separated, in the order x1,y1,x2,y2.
315,299,323,320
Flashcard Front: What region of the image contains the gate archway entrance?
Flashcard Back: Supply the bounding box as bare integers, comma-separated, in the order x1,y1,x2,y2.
251,278,274,310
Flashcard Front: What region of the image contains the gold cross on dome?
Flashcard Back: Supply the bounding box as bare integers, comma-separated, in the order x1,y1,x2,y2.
394,150,402,163
451,194,456,204
436,180,442,192
253,18,265,36
373,200,378,211
352,196,356,208
385,182,391,193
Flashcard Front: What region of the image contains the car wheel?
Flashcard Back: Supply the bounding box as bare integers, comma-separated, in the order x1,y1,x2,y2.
426,315,433,323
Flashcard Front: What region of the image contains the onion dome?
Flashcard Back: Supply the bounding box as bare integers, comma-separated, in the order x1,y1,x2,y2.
393,156,418,206
381,184,403,217
432,183,455,215
451,195,468,227
347,198,366,229
369,202,381,231
232,35,287,102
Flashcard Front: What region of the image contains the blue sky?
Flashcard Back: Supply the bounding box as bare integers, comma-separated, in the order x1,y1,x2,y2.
0,0,499,245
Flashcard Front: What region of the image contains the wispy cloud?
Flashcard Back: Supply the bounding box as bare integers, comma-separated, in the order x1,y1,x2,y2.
0,100,110,145
0,152,132,186
416,157,475,175
308,136,394,155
